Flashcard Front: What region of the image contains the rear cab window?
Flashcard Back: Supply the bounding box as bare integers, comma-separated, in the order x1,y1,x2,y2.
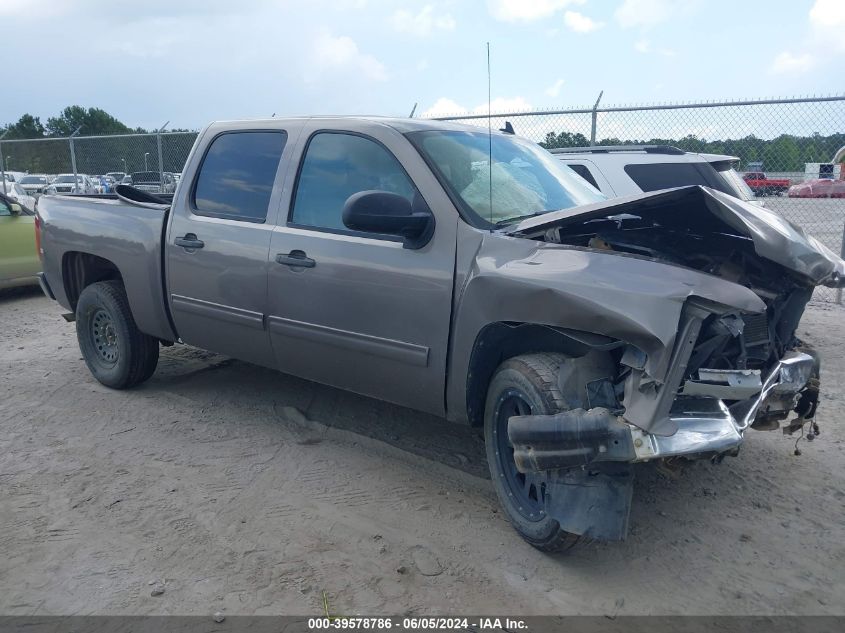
192,131,287,223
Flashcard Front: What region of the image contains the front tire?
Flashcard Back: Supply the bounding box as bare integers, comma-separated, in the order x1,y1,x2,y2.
75,280,159,389
483,353,582,552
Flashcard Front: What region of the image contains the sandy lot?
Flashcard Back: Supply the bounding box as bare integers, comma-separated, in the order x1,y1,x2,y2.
1,286,844,616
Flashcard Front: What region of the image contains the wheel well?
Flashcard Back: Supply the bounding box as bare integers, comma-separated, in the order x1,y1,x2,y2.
465,322,622,427
62,252,123,310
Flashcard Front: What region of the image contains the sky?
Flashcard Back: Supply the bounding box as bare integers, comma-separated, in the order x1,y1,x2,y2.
1,0,843,131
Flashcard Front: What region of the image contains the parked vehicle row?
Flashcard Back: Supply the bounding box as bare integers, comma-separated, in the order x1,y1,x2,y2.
2,170,168,197
35,116,844,551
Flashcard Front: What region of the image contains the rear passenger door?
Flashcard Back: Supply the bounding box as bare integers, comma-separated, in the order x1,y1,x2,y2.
265,122,457,416
165,128,292,368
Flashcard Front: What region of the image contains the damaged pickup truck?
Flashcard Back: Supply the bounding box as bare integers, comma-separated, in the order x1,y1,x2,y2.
35,117,845,551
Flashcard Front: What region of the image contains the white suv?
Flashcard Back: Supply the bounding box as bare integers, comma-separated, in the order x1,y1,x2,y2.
550,145,759,204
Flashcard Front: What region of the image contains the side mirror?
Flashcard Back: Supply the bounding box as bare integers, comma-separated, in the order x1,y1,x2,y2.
342,190,434,249
9,203,23,216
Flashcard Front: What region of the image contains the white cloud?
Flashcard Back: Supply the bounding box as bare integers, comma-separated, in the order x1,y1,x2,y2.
545,78,565,97
769,51,816,75
809,0,845,28
563,10,604,33
311,31,388,82
390,5,456,36
422,95,533,117
473,96,533,114
633,38,675,57
489,0,584,23
614,0,698,29
809,0,845,52
421,97,466,117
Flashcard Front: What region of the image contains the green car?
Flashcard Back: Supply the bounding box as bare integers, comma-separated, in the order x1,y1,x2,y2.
0,191,40,290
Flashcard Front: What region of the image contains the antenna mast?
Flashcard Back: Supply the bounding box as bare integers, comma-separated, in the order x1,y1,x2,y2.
487,42,493,229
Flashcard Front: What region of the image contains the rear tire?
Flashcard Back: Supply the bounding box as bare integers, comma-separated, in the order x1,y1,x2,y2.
483,353,582,552
75,280,159,389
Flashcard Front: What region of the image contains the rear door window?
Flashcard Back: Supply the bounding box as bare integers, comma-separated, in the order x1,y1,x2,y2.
623,162,732,195
193,131,287,222
565,163,600,189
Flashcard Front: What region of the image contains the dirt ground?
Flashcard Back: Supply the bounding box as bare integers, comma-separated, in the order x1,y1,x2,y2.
1,286,844,616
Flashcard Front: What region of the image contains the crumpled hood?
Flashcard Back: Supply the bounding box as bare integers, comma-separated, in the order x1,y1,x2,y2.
505,186,845,288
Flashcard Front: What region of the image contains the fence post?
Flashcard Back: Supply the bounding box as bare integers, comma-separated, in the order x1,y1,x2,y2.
69,137,78,181
0,131,7,195
590,90,603,146
156,121,168,192
68,126,82,182
157,132,164,187
838,220,845,305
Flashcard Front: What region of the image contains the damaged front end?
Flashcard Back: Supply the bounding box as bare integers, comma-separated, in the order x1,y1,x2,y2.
498,186,838,541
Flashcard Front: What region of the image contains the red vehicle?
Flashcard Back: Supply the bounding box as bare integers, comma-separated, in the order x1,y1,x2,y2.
742,171,791,196
788,179,845,198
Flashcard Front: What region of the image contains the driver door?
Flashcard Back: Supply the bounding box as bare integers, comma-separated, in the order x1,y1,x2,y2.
266,122,458,416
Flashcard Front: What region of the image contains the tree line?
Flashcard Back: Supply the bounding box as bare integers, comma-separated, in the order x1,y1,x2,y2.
4,106,843,174
1,106,197,175
540,130,845,172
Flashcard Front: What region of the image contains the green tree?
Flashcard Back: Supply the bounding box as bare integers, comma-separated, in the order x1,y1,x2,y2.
539,130,589,149
45,106,135,137
2,114,46,139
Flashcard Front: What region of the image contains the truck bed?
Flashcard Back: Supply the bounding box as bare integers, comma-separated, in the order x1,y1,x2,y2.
37,193,177,342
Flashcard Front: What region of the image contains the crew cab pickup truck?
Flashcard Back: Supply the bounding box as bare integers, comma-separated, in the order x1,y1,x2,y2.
742,171,791,196
36,117,845,550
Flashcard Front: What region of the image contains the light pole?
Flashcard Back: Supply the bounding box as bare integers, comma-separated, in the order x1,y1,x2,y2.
5,156,12,171
144,152,150,171
121,158,127,174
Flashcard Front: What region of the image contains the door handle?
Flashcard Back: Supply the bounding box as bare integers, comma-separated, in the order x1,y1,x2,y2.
175,234,204,249
276,250,316,268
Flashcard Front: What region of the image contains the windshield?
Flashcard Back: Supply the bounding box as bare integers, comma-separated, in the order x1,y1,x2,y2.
410,130,605,226
716,165,756,201
55,175,80,183
20,176,48,184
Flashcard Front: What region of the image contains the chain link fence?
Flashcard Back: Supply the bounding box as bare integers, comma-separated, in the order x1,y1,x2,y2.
0,130,198,190
435,95,845,302
2,97,843,301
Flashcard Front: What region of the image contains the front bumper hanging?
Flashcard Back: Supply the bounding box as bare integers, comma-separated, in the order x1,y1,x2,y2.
508,351,817,473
